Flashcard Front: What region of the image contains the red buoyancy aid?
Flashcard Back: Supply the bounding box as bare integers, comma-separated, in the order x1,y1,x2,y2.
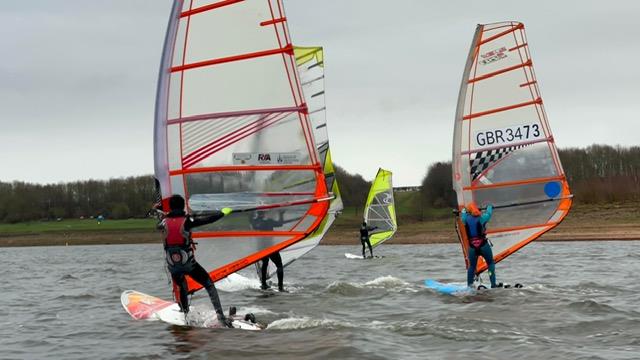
163,217,194,267
163,217,190,248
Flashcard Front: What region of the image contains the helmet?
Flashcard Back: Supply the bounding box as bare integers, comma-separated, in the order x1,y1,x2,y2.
466,202,481,217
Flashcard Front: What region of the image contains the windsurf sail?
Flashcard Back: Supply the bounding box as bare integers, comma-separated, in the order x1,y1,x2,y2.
258,46,343,278
154,0,330,293
364,168,397,247
452,21,572,274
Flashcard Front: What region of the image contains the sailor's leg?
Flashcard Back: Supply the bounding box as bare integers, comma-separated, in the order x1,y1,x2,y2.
480,243,497,288
467,247,479,287
270,252,284,291
171,272,189,314
361,240,366,258
189,262,224,318
366,238,373,258
260,257,270,289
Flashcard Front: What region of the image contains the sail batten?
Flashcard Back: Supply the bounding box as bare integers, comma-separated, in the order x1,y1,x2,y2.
452,21,572,275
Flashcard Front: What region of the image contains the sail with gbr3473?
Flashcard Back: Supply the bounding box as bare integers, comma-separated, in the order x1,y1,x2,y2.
452,21,572,275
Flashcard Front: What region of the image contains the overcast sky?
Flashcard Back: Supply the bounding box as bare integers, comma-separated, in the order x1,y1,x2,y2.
1,1,639,186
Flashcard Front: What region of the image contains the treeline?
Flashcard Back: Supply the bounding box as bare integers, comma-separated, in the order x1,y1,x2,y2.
0,176,155,223
1,145,637,223
560,145,640,203
334,165,370,208
420,144,640,210
0,166,372,224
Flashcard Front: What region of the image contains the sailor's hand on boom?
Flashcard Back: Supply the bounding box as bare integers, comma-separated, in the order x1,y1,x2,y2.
221,207,233,216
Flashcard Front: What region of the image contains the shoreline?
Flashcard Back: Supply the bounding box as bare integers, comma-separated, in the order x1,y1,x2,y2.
1,225,639,247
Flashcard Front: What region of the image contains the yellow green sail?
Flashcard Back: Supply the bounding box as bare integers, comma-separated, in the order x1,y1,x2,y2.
364,168,397,248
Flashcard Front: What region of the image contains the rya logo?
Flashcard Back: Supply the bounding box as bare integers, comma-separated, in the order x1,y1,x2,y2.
258,153,271,161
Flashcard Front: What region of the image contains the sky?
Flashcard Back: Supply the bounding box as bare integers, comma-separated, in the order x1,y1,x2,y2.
1,1,639,186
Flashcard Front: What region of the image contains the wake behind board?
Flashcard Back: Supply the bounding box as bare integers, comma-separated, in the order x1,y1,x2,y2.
121,290,263,330
344,253,384,260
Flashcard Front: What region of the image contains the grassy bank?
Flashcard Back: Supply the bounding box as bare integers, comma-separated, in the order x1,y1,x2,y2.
1,196,638,247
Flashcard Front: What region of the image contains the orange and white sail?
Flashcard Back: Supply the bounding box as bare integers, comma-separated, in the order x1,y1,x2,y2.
154,0,329,293
452,21,572,274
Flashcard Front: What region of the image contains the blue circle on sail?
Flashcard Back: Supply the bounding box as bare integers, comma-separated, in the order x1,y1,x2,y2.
544,181,561,198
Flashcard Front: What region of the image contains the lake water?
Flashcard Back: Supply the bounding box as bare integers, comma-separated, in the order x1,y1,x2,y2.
1,242,639,359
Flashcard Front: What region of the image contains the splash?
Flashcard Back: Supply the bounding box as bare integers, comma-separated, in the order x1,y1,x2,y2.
326,275,419,294
216,273,261,292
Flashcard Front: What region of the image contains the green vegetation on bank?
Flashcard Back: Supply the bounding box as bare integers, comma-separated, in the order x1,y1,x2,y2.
0,218,156,235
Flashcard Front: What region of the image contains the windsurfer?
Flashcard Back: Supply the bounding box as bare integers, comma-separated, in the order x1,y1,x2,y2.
159,194,234,327
250,210,286,292
461,202,500,288
360,222,378,258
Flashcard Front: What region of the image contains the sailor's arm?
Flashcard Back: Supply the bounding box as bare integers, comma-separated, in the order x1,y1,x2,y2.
156,218,166,231
480,205,493,224
187,208,233,229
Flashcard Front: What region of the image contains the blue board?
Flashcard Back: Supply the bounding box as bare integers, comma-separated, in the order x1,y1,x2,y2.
424,279,473,295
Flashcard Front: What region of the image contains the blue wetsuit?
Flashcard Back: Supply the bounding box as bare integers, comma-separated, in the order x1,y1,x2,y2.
461,205,497,287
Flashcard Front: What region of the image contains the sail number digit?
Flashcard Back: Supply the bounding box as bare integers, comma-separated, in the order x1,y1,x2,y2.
475,124,541,147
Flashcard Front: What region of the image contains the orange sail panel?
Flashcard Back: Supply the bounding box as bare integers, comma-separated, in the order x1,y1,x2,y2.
452,22,572,274
154,0,329,293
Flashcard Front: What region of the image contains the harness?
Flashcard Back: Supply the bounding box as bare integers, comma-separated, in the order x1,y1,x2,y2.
464,215,487,250
163,217,195,269
360,227,369,241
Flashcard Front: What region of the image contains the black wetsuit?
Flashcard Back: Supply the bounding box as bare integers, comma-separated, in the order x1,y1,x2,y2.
250,214,285,290
360,225,377,258
160,210,226,319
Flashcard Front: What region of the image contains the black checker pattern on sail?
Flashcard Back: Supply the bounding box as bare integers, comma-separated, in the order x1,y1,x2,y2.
470,145,523,181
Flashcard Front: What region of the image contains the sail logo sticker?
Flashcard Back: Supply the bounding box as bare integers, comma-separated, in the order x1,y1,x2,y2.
258,153,271,162
475,124,541,147
233,152,300,165
480,47,507,65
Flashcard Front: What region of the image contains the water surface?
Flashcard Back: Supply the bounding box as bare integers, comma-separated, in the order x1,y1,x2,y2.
1,242,639,359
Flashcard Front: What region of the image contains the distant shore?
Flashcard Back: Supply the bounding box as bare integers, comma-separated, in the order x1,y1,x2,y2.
1,202,637,247
1,220,638,247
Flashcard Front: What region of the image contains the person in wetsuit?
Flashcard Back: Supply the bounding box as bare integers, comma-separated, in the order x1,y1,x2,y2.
250,210,286,292
159,194,233,327
461,202,500,288
360,222,378,258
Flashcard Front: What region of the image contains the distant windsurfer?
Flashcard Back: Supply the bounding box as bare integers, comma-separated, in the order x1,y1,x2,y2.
159,194,233,327
250,210,286,292
360,222,377,258
461,202,500,288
